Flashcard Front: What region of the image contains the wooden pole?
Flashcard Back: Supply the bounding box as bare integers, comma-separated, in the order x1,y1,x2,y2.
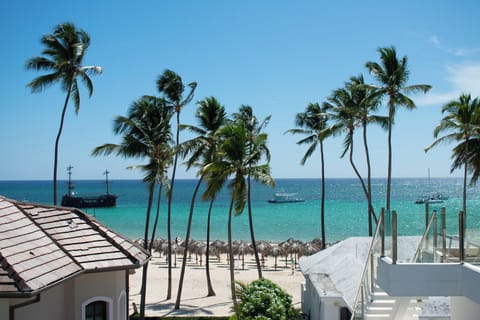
459,211,465,263
392,211,397,264
441,207,446,263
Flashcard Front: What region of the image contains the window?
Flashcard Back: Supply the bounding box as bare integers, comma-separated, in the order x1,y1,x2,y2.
82,296,112,320
86,301,107,320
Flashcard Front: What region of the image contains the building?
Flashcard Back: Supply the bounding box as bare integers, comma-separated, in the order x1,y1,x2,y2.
0,196,149,320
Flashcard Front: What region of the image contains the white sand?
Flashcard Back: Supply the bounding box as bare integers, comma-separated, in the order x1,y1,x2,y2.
129,252,305,317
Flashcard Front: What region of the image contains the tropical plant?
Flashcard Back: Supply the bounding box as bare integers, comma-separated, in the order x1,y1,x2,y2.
233,278,302,320
157,69,197,299
203,123,274,308
233,105,273,279
365,46,431,212
26,22,102,205
175,96,228,308
285,103,329,249
92,95,174,320
326,75,386,235
425,93,480,216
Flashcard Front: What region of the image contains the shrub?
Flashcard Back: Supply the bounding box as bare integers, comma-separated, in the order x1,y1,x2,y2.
233,278,302,320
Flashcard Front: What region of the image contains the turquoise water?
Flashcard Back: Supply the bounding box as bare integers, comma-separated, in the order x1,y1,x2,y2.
1,178,479,243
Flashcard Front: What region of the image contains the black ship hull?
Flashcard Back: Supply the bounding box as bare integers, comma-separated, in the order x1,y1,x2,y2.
61,194,117,208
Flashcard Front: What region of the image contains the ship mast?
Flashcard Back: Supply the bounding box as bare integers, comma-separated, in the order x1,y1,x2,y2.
66,165,74,196
104,169,110,194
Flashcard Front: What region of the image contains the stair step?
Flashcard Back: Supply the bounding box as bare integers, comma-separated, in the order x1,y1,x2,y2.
365,314,391,319
366,306,393,314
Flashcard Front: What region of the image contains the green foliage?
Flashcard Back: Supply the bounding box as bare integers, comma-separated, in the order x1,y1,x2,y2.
233,278,302,320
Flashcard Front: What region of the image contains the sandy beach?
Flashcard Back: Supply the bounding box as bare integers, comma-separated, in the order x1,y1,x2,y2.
129,252,305,317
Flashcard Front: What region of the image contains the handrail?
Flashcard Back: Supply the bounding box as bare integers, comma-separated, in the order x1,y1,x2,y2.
412,211,437,263
349,210,384,320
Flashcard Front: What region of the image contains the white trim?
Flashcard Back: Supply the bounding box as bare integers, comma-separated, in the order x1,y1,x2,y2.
81,296,114,320
117,290,127,320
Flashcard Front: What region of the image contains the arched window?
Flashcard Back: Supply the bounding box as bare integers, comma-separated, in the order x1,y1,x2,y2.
86,301,107,320
82,296,113,320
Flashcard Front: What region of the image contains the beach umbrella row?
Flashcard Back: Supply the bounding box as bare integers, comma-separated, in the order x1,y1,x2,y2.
138,237,325,269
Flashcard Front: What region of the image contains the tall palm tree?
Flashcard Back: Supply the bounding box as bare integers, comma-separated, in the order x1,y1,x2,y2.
26,22,102,205
203,123,274,309
425,93,480,216
175,96,228,308
233,105,272,278
92,95,173,320
326,75,386,235
366,46,431,213
285,103,329,249
157,69,197,299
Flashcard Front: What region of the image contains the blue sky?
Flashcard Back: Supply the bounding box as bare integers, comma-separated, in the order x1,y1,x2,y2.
1,1,480,180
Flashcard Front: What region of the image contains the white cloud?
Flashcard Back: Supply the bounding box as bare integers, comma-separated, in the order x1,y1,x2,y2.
428,34,480,57
416,62,480,106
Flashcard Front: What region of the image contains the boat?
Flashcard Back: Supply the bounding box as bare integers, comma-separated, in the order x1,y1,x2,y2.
61,166,117,208
268,192,304,203
415,192,448,204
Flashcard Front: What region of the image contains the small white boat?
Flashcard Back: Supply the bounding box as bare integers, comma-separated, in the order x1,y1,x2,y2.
415,192,448,204
268,192,304,203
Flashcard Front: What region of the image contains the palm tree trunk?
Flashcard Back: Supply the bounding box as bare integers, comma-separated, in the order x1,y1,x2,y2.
205,197,216,296
320,141,326,250
348,131,372,235
53,86,72,205
227,198,238,309
166,112,181,299
140,182,155,320
175,176,203,309
363,122,377,236
247,173,263,278
148,183,163,252
463,138,468,223
386,103,394,213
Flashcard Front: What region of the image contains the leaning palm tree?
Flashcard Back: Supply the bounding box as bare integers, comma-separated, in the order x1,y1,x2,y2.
174,96,228,308
26,22,102,205
92,95,174,320
203,123,274,309
366,46,431,212
285,103,330,249
233,105,272,279
425,93,480,216
157,69,197,299
326,75,386,235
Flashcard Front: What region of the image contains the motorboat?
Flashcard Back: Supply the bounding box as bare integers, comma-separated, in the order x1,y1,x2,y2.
415,192,448,204
268,192,304,203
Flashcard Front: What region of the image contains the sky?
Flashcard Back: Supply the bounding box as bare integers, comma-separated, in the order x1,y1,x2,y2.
1,0,480,181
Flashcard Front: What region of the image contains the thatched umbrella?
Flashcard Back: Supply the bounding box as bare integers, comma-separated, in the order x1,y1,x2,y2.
233,240,252,270
270,244,284,271
255,240,272,268
192,240,207,265
210,239,227,261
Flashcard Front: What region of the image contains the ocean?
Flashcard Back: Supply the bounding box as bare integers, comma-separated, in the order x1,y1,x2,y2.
1,178,479,243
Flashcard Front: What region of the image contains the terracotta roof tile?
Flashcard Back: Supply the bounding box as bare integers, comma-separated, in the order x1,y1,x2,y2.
0,196,149,296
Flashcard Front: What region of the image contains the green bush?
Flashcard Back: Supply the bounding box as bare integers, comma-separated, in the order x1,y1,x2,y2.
233,278,302,320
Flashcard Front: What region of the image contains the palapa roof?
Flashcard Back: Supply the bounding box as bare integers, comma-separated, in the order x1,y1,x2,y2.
0,196,149,297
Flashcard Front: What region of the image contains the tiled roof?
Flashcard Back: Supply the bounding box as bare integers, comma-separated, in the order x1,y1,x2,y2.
0,196,149,297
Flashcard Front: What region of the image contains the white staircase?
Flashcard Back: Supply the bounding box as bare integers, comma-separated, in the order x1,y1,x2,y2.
364,288,423,320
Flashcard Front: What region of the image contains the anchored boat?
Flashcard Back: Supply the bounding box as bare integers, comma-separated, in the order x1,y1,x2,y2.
61,166,117,208
268,192,304,203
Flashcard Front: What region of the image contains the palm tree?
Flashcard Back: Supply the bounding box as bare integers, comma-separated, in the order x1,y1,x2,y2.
425,93,480,216
285,103,329,249
92,95,173,320
203,123,274,309
157,69,197,299
366,46,431,213
326,75,386,235
26,22,102,205
175,96,228,308
232,105,272,278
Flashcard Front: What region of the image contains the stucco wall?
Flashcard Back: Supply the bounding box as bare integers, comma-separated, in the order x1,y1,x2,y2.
5,270,127,320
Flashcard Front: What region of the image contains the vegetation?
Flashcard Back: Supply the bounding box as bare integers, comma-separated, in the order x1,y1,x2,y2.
365,46,431,213
425,93,480,216
286,103,330,248
92,95,174,320
233,278,302,320
26,22,102,205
